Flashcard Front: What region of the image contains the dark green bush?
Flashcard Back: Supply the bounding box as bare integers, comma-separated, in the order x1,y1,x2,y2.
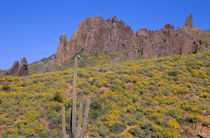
90,99,103,119
167,71,180,76
99,68,107,73
77,72,87,78
49,103,62,112
0,99,2,104
109,123,126,133
2,85,10,91
20,82,27,87
137,89,146,95
53,92,63,102
141,122,153,134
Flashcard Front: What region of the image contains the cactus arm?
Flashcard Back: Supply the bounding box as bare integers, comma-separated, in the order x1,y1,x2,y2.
77,102,83,136
78,99,91,138
62,106,69,138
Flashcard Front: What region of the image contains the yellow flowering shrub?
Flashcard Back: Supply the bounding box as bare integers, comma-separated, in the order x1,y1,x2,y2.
167,118,180,129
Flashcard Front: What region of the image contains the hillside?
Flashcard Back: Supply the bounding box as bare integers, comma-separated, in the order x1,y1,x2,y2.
28,55,57,75
28,49,133,74
0,53,209,137
0,70,5,78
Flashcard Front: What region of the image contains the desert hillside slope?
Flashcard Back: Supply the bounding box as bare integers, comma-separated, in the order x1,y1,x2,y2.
0,53,209,137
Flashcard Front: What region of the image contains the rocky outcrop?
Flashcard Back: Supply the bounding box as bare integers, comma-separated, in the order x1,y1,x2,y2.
135,23,209,59
135,24,184,59
16,58,28,76
56,14,210,65
185,13,193,28
5,58,28,76
56,16,136,65
5,61,19,75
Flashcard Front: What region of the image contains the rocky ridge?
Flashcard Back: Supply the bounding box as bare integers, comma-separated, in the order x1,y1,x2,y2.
56,14,210,65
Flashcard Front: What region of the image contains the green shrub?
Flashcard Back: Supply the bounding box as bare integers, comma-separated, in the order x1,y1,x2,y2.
90,99,103,119
2,85,10,91
109,123,126,133
167,71,180,76
39,129,49,138
49,103,62,112
141,122,153,134
128,127,144,137
135,112,143,120
125,115,137,126
99,128,110,137
187,113,203,123
53,92,63,102
167,109,181,118
137,89,146,95
77,72,87,78
20,82,27,87
2,130,15,138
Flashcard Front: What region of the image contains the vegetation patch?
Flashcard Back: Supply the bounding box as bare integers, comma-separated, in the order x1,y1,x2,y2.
0,52,209,137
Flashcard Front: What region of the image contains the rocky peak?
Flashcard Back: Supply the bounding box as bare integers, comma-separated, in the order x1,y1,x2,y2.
185,13,193,28
16,57,28,76
112,16,118,23
56,16,136,65
60,34,67,44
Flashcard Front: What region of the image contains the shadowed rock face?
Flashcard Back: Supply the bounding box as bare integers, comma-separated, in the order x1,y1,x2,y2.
56,14,210,65
5,58,28,76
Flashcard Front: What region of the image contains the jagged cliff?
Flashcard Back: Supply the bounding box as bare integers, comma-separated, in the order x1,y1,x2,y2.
56,16,136,65
56,14,210,65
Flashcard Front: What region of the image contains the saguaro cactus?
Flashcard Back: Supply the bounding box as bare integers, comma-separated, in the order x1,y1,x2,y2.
62,57,91,138
72,57,78,138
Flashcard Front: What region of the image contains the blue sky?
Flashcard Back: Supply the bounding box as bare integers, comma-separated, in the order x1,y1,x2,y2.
0,0,209,70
